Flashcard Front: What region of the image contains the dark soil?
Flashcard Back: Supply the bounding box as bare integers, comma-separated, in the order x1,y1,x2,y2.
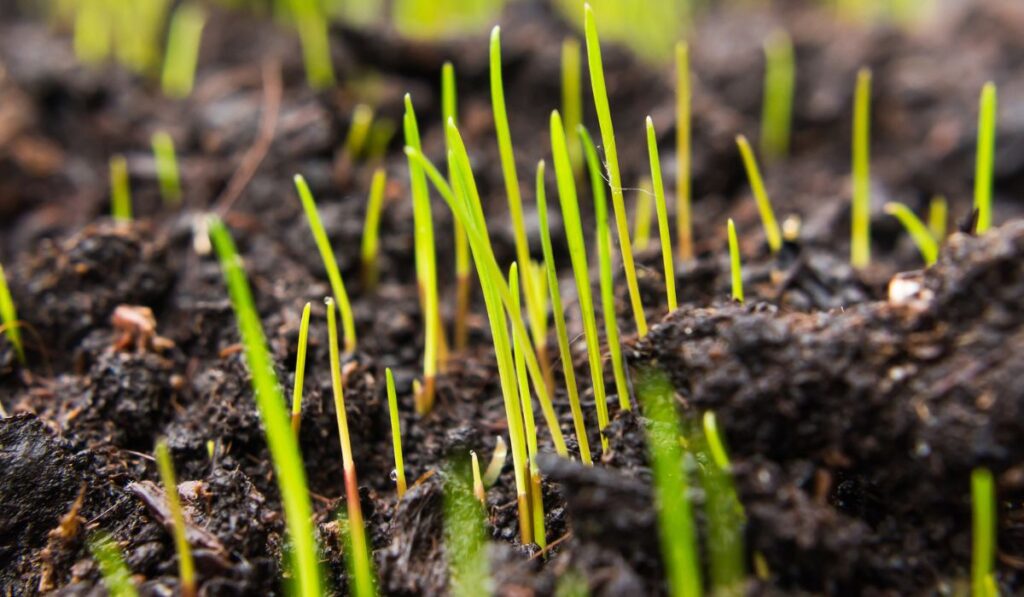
2,0,1024,595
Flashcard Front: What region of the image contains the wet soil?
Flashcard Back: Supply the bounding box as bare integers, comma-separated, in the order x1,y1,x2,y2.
2,0,1024,595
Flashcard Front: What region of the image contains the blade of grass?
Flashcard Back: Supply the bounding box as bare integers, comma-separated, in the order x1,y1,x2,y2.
294,174,356,352
290,302,312,435
0,263,25,364
161,3,206,99
760,30,795,161
884,202,939,266
633,179,653,251
344,104,375,160
928,195,947,241
151,131,182,206
290,0,335,89
88,533,138,597
851,68,872,267
360,168,388,290
676,41,693,261
971,468,998,597
208,216,321,597
646,117,677,312
110,155,132,223
728,219,743,303
385,368,407,498
974,82,997,234
154,440,195,597
736,135,782,254
443,61,473,352
562,37,583,177
444,454,490,596
698,411,746,593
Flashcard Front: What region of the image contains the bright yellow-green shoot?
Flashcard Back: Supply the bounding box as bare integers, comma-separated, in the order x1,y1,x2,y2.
88,533,138,597
634,366,702,597
736,135,782,254
0,264,25,365
633,179,653,251
702,411,731,471
699,411,747,593
360,168,388,290
290,302,312,435
208,216,321,597
971,468,998,597
676,41,693,261
851,68,872,268
290,0,335,89
110,155,132,223
344,104,375,161
367,119,397,163
73,0,112,65
151,131,182,206
580,125,630,411
155,439,195,597
403,95,444,413
490,27,552,386
385,368,407,498
928,195,948,241
584,4,648,337
562,38,583,177
974,82,997,234
294,174,356,352
646,117,677,312
326,297,376,597
161,3,207,99
884,203,938,266
510,263,546,547
728,219,743,303
536,160,593,465
551,110,610,452
443,61,473,352
760,30,795,161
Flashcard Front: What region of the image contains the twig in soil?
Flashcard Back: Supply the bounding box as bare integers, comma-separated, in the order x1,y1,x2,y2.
884,203,939,266
0,263,25,365
290,302,312,435
161,3,207,99
443,61,473,352
527,531,572,561
215,60,282,216
676,41,693,261
761,29,795,161
360,168,388,290
154,440,196,597
728,219,744,303
974,82,997,234
109,155,132,223
646,117,678,312
972,468,999,597
736,134,783,254
851,68,872,268
385,368,408,498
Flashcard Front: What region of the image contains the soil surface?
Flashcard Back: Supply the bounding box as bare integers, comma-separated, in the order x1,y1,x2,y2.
2,0,1024,595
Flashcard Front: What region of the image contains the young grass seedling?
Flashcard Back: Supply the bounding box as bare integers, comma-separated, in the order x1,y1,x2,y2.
928,195,948,241
0,264,25,365
359,168,388,290
974,82,997,234
728,219,744,303
633,179,653,251
551,111,610,452
442,62,472,351
161,3,207,99
971,468,998,597
702,411,731,470
562,38,583,177
385,368,407,498
290,0,335,89
584,5,648,336
851,68,872,267
88,533,138,597
444,454,489,596
110,155,132,223
699,411,747,593
884,203,938,266
151,132,182,205
73,0,112,65
536,161,593,465
736,135,782,254
490,27,553,389
676,41,693,261
761,30,795,161
510,263,546,547
343,104,375,161
646,117,678,312
403,96,444,412
290,302,312,435
326,297,376,596
294,174,356,352
208,216,322,597
634,366,702,597
580,126,630,410
155,440,195,597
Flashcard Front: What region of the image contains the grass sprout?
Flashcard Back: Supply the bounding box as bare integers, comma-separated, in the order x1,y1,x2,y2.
971,468,998,597
702,411,731,470
736,135,782,254
360,168,388,290
326,297,376,596
676,41,693,261
344,104,375,160
0,263,25,364
385,368,407,498
728,219,743,303
884,203,938,266
974,82,997,233
294,174,357,352
536,160,592,465
443,61,473,351
290,302,312,435
471,451,485,503
110,155,132,223
551,110,610,452
697,412,746,593
161,3,207,98
633,178,653,251
851,68,872,267
562,38,583,176
444,453,490,596
155,439,195,597
208,215,322,597
482,436,508,487
88,533,138,597
760,30,795,161
584,4,648,336
929,195,948,241
151,131,182,205
646,117,678,312
634,366,702,597
290,0,335,88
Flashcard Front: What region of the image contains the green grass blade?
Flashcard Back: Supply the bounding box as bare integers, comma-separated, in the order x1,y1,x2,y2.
562,37,583,176
884,202,939,266
290,0,335,89
360,168,388,290
443,61,472,350
110,155,132,223
698,411,747,592
676,41,693,261
151,131,182,205
385,368,407,497
584,4,648,337
646,117,677,311
928,195,948,241
971,468,998,597
290,302,312,435
444,454,490,596
851,68,872,267
155,439,195,597
974,82,997,233
633,178,653,251
736,135,782,254
728,219,743,303
88,533,138,597
293,174,357,352
760,30,795,161
208,216,322,597
0,263,25,364
343,104,375,160
161,3,206,99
